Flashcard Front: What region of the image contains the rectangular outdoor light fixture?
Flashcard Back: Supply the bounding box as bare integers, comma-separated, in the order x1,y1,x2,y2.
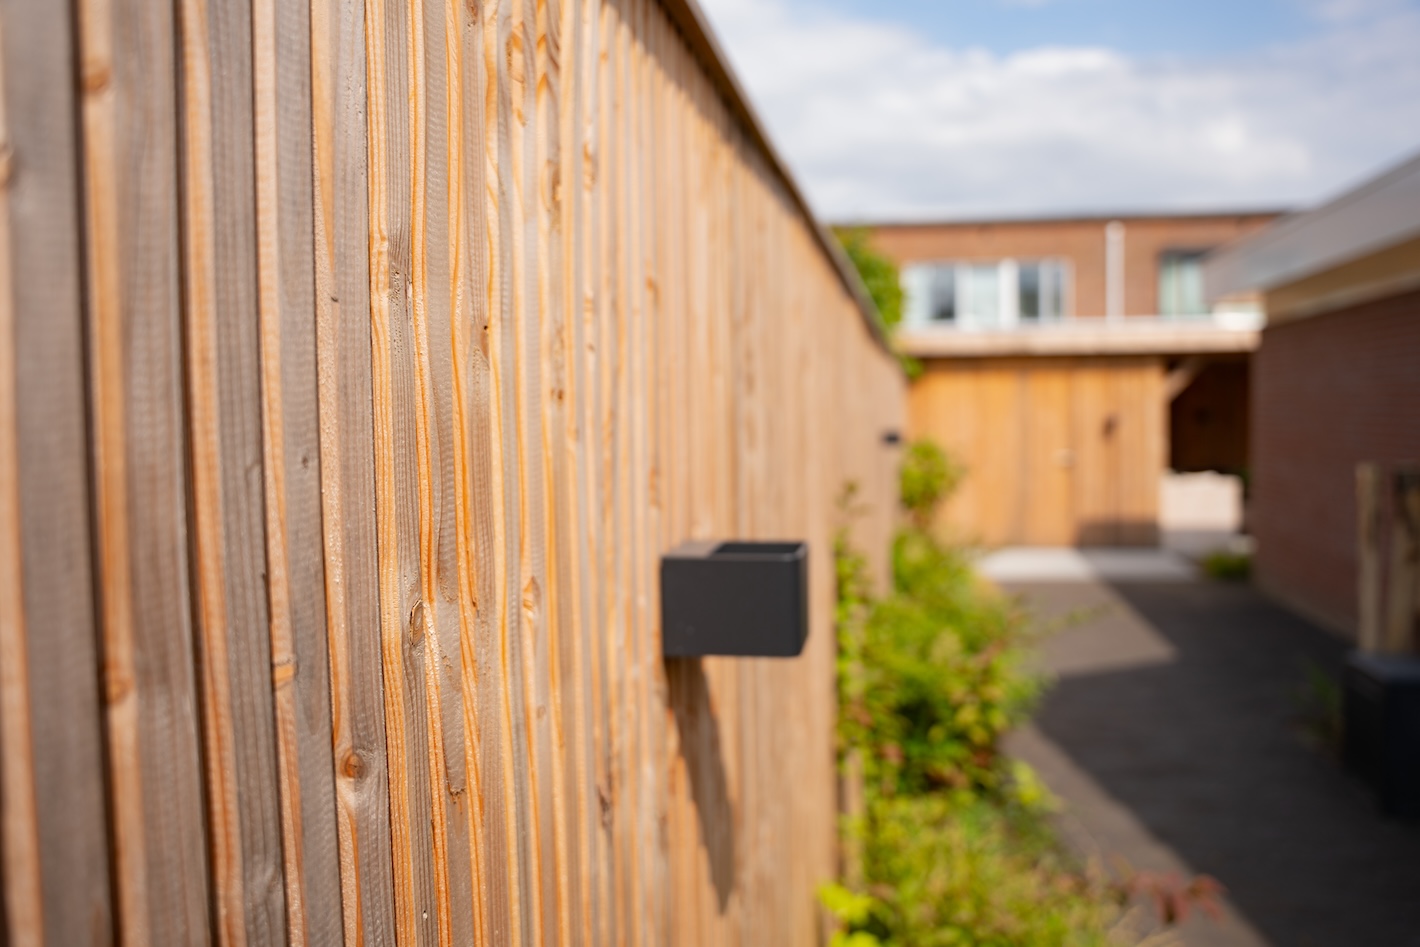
660,540,808,657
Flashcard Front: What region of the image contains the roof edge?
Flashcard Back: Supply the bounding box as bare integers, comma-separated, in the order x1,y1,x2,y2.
658,0,892,354
1204,150,1420,301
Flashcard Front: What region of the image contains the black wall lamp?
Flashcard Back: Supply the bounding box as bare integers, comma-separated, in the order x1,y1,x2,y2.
660,541,808,657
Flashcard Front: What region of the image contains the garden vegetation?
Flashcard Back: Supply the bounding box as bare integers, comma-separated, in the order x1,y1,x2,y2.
825,440,1209,946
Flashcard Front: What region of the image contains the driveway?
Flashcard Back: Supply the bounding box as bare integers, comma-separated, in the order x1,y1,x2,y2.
989,551,1420,947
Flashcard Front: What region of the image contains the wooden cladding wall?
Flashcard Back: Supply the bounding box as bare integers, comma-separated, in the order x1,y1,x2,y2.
0,0,905,945
908,357,1163,547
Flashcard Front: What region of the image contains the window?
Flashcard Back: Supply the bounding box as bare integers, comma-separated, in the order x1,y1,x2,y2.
902,259,1069,328
1018,260,1066,322
929,266,956,322
1158,250,1209,317
959,264,1001,324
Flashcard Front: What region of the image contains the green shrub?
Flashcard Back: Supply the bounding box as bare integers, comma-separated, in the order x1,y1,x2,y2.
829,439,1186,946
840,530,1039,799
836,227,905,331
899,440,964,532
827,796,1130,947
1201,550,1251,581
834,227,923,378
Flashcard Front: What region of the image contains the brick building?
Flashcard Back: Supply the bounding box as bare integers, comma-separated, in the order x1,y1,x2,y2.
861,211,1280,546
1205,153,1420,635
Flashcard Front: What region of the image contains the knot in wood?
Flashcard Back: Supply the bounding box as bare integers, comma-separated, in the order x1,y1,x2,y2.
341,750,365,780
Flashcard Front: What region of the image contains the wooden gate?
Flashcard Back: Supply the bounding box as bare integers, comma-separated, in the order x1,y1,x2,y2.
908,356,1164,546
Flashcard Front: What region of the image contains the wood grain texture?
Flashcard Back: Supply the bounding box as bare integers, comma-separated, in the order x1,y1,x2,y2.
5,1,904,944
79,0,214,939
0,0,114,941
256,0,346,940
312,0,401,941
179,0,290,940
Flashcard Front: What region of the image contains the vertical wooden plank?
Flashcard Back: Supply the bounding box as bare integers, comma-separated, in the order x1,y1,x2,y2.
1357,463,1382,653
532,0,585,943
506,0,563,941
1117,358,1162,545
78,0,214,937
311,0,401,939
1072,360,1115,546
255,0,347,939
366,0,442,940
407,0,479,936
0,18,43,943
0,0,114,940
478,0,532,941
1025,364,1075,545
545,0,602,942
178,0,291,939
570,0,612,939
449,0,518,940
1384,470,1420,654
487,0,543,941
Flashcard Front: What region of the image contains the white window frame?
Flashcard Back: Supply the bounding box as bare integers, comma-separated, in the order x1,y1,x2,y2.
901,258,1072,329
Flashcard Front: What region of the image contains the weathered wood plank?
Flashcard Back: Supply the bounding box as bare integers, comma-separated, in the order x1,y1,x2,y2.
506,0,563,943
0,0,114,940
256,0,347,940
79,0,214,938
311,0,401,939
0,21,43,944
448,0,517,941
179,0,290,940
487,2,541,943
1385,470,1420,654
1357,463,1382,653
78,0,222,941
407,0,479,937
367,0,442,942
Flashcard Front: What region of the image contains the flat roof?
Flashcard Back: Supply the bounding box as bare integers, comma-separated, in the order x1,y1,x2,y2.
897,321,1260,358
1204,150,1420,301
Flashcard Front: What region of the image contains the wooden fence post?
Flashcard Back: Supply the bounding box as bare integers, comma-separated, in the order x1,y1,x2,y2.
1383,468,1420,654
1357,463,1382,653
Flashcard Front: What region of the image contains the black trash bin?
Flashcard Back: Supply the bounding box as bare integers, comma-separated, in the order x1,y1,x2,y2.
1343,651,1420,818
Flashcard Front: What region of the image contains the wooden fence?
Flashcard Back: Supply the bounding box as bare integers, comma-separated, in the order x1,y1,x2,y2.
0,0,904,944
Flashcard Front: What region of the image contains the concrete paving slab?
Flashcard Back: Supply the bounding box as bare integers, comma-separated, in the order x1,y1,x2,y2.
1002,578,1420,947
976,546,1197,583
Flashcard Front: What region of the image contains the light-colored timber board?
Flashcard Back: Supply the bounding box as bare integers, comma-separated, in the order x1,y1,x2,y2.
366,0,443,942
311,0,402,941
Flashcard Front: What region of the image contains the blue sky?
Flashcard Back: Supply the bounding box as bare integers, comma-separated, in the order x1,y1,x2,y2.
698,0,1420,220
814,0,1317,57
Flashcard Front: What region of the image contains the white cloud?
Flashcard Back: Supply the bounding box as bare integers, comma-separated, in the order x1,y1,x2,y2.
698,0,1420,219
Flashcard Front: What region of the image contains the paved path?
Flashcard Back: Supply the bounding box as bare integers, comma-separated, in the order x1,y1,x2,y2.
998,573,1420,947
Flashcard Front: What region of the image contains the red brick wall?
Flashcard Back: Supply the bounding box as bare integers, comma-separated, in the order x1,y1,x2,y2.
1252,288,1420,635
867,213,1277,317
